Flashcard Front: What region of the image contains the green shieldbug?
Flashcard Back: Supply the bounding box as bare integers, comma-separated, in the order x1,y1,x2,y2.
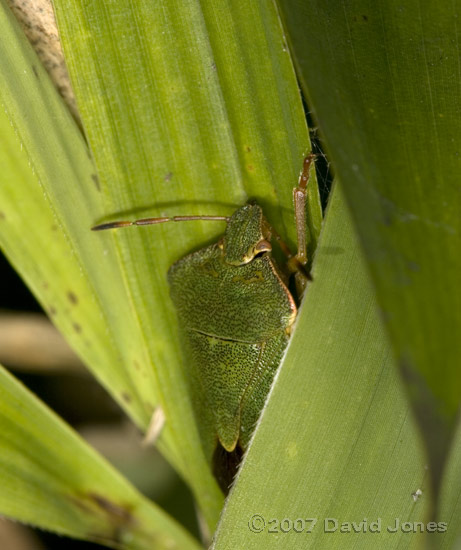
93,154,315,491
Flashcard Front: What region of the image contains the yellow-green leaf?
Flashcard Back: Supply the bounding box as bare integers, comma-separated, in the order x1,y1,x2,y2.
0,364,199,550
0,0,322,532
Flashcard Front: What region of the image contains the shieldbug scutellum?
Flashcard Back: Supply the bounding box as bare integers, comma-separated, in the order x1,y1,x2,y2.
93,154,315,491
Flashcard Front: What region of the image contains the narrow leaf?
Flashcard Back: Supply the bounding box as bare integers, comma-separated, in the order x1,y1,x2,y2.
213,185,436,549
0,1,150,428
51,0,322,526
0,364,200,550
278,0,461,496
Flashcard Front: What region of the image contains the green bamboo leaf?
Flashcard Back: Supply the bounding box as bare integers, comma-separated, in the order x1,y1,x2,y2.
0,364,200,550
0,2,150,428
0,0,323,533
213,185,439,549
51,0,322,526
0,1,218,527
278,0,461,495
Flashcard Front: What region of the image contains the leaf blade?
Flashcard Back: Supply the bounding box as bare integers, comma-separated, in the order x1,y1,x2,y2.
213,185,433,549
0,364,200,550
51,0,323,526
278,0,461,495
0,3,149,426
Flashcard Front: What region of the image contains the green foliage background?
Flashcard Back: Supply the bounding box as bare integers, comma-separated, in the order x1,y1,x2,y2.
0,1,459,549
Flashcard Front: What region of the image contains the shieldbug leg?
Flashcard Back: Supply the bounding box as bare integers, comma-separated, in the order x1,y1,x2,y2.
293,153,316,267
291,153,316,295
288,153,315,298
268,153,315,297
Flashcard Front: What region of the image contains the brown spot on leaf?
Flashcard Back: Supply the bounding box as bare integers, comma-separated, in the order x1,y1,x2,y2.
48,306,57,316
245,146,251,152
67,291,78,305
0,211,5,220
68,495,92,514
72,322,82,333
247,164,254,172
164,172,173,182
133,360,140,371
121,392,132,403
88,493,135,526
68,493,135,546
